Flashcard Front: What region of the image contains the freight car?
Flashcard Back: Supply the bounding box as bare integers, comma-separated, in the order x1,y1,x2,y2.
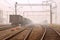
9,15,32,26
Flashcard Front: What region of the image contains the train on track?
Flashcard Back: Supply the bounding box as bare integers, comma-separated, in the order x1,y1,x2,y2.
9,15,32,26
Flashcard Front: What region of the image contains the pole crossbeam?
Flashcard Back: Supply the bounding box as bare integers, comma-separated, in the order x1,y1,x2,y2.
14,1,57,24
17,4,50,6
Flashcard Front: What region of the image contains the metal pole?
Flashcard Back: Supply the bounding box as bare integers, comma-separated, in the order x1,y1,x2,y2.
15,2,17,15
50,4,52,24
55,8,57,24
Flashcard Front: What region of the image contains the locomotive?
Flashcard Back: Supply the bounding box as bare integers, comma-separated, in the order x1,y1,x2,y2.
9,15,32,26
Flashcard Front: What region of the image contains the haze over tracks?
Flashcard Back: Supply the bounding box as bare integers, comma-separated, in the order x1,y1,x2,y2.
42,25,60,40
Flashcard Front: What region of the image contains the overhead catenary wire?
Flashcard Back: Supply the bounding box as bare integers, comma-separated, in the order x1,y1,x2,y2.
3,0,14,8
27,0,33,12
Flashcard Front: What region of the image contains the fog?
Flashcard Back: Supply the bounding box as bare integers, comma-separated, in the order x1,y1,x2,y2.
0,0,60,24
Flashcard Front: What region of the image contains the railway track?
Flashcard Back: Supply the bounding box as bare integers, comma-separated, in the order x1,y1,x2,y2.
26,24,45,40
40,25,46,40
41,25,60,40
4,27,33,40
0,25,18,31
0,26,28,40
1,24,60,40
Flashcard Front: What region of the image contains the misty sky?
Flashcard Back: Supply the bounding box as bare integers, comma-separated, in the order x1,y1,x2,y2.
0,0,60,24
0,0,53,10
